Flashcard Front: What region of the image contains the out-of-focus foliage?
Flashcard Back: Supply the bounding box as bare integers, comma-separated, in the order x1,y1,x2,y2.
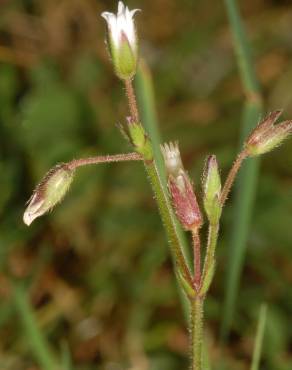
0,0,291,369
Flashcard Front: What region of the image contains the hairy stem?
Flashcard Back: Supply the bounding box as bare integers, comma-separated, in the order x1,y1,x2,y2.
124,78,192,285
125,78,140,122
191,297,204,370
67,153,142,170
220,149,248,206
202,223,219,287
192,229,201,289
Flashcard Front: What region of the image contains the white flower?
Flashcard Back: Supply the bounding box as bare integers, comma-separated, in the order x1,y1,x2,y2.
101,1,140,79
160,142,184,178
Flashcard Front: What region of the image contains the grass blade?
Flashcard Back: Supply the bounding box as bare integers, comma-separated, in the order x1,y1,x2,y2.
135,60,189,258
135,60,166,185
251,304,268,370
13,285,59,370
135,60,191,318
221,0,263,340
221,102,261,339
61,341,74,370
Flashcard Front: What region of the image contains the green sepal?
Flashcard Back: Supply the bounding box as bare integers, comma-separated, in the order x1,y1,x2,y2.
177,270,196,299
108,33,137,80
204,195,222,225
200,260,215,295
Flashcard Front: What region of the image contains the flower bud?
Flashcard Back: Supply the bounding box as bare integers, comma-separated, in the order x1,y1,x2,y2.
202,155,221,224
161,142,203,231
23,164,74,226
128,120,153,160
245,110,292,156
101,1,140,80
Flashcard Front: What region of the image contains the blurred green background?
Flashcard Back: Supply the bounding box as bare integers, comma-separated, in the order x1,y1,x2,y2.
0,0,292,369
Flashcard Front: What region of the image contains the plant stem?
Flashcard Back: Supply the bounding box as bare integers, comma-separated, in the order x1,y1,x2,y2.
191,297,204,370
135,61,191,319
67,152,142,170
145,160,193,285
124,78,192,285
192,229,201,289
220,149,247,206
125,78,140,122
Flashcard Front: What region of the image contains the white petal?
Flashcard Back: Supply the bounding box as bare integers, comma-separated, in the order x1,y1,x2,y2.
129,9,141,18
101,2,140,51
118,1,125,15
101,11,114,22
23,196,45,226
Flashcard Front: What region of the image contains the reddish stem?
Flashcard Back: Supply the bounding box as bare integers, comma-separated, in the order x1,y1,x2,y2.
192,229,201,290
67,152,143,170
125,79,140,123
220,150,248,206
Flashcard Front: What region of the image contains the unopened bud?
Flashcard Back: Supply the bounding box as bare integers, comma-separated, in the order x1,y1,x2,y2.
101,2,140,80
202,155,221,224
161,142,203,231
23,164,74,226
245,110,292,156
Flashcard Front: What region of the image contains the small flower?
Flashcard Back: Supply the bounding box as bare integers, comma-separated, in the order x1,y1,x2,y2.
101,1,140,80
161,142,203,231
23,164,74,226
161,142,184,179
245,110,292,156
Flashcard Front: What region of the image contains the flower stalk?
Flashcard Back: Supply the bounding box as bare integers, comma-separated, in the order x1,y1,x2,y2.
125,78,140,123
67,152,142,170
192,229,201,290
220,149,247,206
24,153,143,226
191,297,204,370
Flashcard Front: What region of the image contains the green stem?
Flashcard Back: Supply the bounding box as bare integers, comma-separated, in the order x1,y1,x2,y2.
191,297,204,370
135,62,192,319
124,77,192,285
